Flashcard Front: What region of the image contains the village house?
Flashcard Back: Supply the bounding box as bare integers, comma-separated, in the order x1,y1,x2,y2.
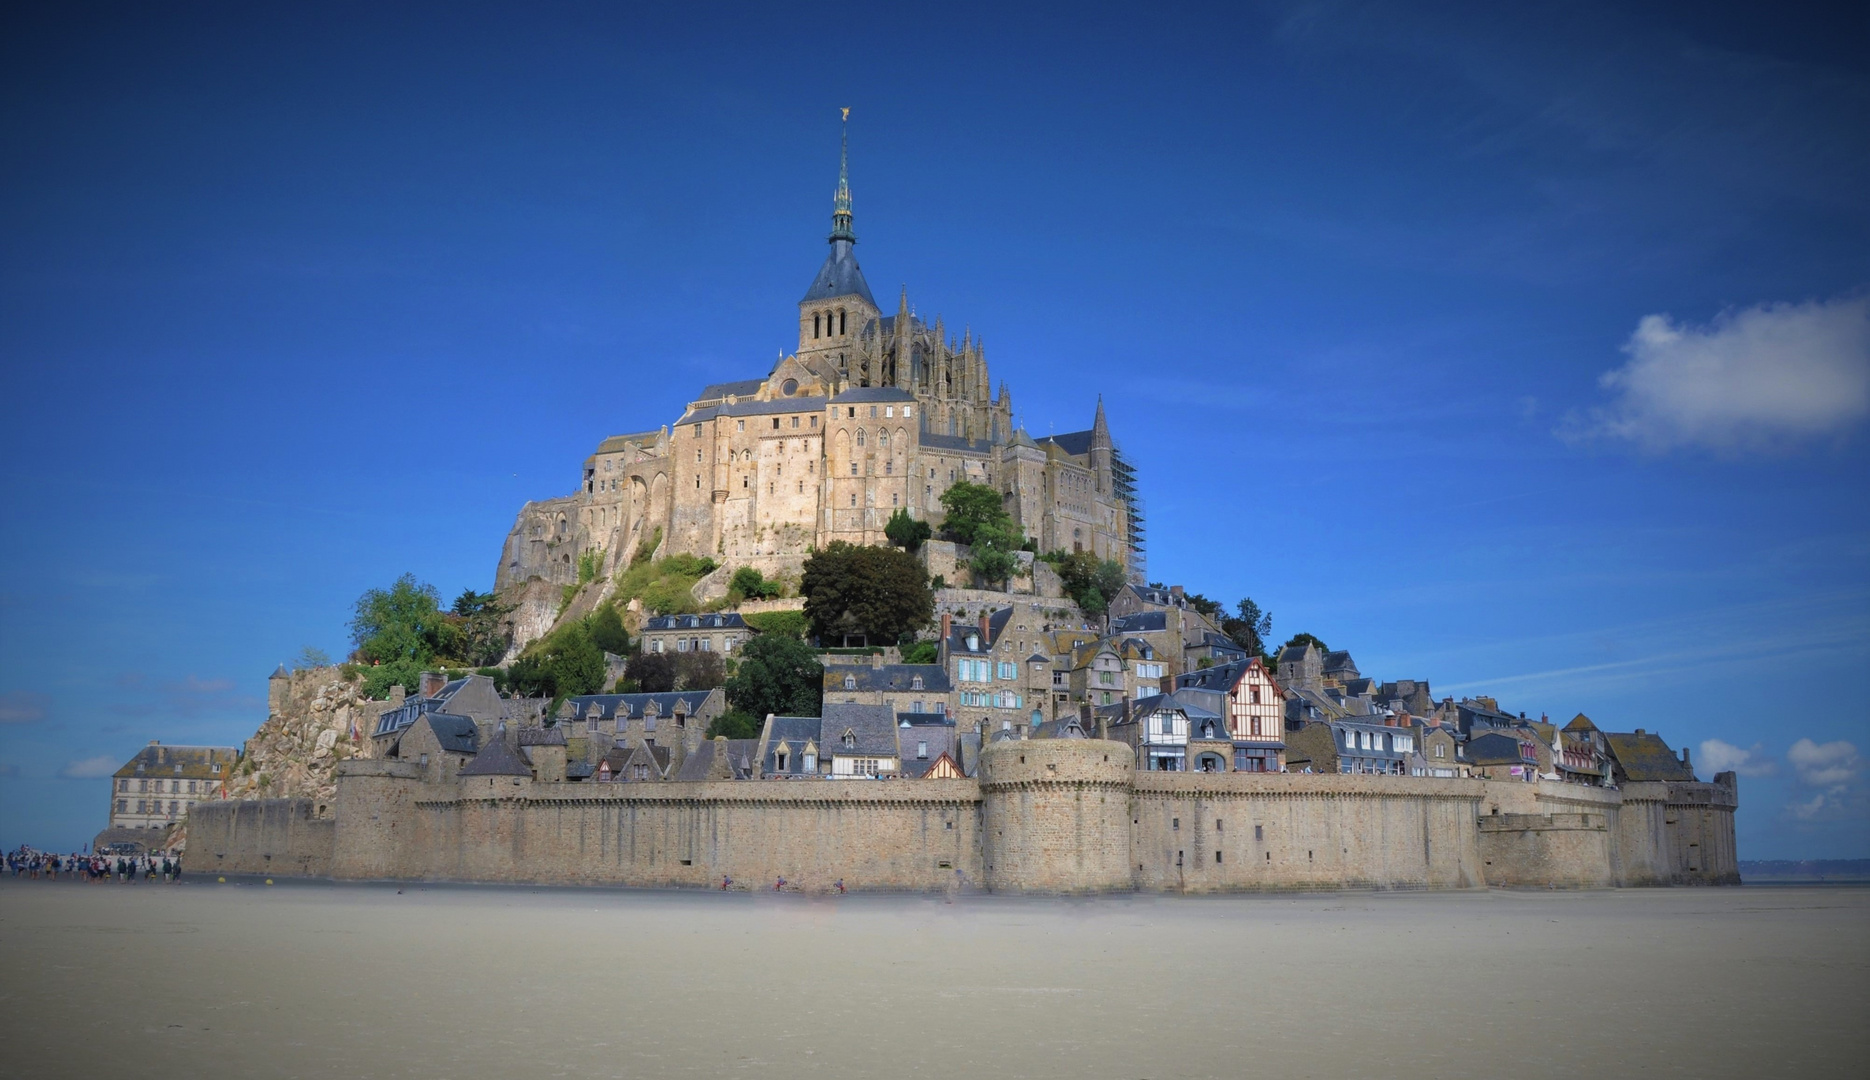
822,658,952,717
941,609,1047,736
640,612,753,656
1464,730,1542,781
1284,719,1414,775
1173,656,1285,771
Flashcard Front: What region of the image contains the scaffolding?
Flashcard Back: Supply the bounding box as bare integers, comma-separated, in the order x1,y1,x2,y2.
1110,440,1146,584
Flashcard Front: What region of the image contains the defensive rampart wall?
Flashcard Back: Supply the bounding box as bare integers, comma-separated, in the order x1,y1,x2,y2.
187,798,334,878
186,742,1740,892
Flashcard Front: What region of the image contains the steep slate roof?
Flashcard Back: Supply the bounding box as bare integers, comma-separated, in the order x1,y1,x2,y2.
696,379,767,401
1112,611,1168,634
1464,731,1532,767
821,702,900,758
643,612,748,631
826,663,952,694
674,739,760,781
1565,713,1599,732
458,732,532,777
947,608,1014,654
1039,429,1094,456
761,715,822,776
568,691,715,722
517,725,567,747
802,242,877,306
918,432,994,453
1131,693,1222,722
678,396,829,424
1604,731,1696,782
829,386,916,403
112,744,241,781
1275,641,1318,665
424,715,481,755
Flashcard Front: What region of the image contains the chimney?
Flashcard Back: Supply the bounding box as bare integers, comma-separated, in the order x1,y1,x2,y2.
1635,728,1645,737
419,671,445,699
1681,745,1692,767
979,612,991,644
1097,714,1109,741
870,651,883,669
940,612,952,644
1169,584,1183,602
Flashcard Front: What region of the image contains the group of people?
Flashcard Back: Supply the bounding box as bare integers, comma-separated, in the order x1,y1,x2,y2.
5,846,182,883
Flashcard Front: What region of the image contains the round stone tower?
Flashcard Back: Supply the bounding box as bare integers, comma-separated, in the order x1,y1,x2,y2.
979,738,1134,894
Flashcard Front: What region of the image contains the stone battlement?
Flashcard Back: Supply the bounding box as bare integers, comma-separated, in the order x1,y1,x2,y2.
188,739,1739,893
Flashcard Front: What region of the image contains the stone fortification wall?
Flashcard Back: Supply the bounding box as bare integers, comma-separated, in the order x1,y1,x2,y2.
186,798,334,878
1132,772,1487,892
979,739,1133,893
338,767,984,891
204,755,1737,893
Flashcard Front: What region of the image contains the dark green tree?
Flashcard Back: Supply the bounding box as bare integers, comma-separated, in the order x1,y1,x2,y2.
1282,632,1328,654
1221,598,1273,657
533,621,607,698
586,603,632,656
729,566,781,601
800,542,934,646
1182,592,1224,619
706,709,762,740
937,480,1016,547
627,651,678,693
884,507,932,552
1040,551,1128,617
967,522,1020,590
675,650,726,691
724,633,822,719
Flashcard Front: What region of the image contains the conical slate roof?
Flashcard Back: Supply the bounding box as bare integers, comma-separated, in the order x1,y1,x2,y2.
802,241,876,306
459,725,532,777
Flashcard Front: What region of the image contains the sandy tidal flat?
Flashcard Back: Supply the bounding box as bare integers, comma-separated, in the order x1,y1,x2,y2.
0,880,1864,1079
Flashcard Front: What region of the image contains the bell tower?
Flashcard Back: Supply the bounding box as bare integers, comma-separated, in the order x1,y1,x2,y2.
798,108,879,373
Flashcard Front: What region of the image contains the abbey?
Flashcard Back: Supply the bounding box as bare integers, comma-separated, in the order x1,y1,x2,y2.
496,122,1140,596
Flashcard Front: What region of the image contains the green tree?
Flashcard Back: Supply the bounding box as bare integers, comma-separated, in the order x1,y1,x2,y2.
967,522,1020,590
533,621,607,698
1282,632,1328,654
1040,551,1128,617
350,574,447,698
744,610,810,638
675,650,726,691
938,480,1016,547
586,603,632,656
1220,598,1273,657
706,708,762,740
800,542,934,646
884,508,932,552
1182,592,1224,619
451,588,514,668
900,640,939,664
724,633,822,719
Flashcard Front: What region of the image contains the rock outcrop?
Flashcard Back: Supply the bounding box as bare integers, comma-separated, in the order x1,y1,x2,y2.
224,667,392,814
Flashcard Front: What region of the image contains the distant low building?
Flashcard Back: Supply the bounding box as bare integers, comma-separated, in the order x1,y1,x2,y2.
641,612,752,656
109,741,240,834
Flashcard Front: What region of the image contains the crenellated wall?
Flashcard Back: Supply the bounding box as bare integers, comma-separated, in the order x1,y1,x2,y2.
186,743,1739,892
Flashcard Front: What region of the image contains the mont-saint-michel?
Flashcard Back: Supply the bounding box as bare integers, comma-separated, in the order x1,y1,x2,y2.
85,125,1732,896
9,6,1870,1077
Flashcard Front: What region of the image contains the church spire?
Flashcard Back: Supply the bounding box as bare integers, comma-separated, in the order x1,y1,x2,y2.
830,107,855,244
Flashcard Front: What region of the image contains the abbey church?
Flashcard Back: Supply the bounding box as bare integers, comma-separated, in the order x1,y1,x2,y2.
496,122,1141,597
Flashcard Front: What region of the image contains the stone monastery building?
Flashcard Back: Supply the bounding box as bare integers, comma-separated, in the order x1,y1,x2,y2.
497,119,1141,593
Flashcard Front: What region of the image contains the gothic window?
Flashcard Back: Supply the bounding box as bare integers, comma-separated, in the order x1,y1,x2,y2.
856,429,865,447
814,313,822,338
839,309,846,334
878,430,888,447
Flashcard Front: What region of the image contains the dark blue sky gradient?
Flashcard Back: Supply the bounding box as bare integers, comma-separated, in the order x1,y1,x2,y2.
3,1,1866,855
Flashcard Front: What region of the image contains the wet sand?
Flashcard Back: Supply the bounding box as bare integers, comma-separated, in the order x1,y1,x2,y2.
1,880,1864,1079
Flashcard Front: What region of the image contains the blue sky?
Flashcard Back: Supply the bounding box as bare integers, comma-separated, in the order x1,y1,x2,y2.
2,1,1865,857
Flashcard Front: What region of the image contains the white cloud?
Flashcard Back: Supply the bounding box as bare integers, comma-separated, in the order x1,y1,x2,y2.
1784,738,1864,821
1788,738,1861,790
1699,739,1775,778
1565,295,1870,452
59,755,120,779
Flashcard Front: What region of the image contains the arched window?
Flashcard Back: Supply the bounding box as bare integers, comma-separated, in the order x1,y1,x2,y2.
843,674,856,690
856,429,866,447
878,429,889,448
813,313,821,338
839,309,846,334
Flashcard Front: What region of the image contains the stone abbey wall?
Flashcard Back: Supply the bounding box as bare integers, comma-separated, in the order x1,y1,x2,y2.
186,740,1739,892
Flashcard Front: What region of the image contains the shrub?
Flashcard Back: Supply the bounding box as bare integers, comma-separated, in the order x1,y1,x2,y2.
744,610,810,639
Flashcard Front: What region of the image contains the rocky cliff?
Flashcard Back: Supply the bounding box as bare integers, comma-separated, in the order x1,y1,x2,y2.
224,667,392,814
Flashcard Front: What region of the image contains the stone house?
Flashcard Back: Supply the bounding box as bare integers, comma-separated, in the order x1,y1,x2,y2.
1555,713,1612,785
941,609,1046,736
389,714,480,784
1283,720,1414,776
758,714,823,778
565,689,725,746
674,737,760,781
108,742,240,834
1109,605,1230,677
1603,729,1697,785
371,672,506,755
1416,722,1463,778
1465,730,1541,781
897,712,958,778
822,659,952,717
822,702,902,778
640,612,751,656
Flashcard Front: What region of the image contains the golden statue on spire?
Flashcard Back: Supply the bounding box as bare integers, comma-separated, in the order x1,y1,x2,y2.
841,107,849,121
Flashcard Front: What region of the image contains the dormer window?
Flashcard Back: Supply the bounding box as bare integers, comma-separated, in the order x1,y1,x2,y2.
911,676,923,690
843,674,856,690
842,730,856,749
